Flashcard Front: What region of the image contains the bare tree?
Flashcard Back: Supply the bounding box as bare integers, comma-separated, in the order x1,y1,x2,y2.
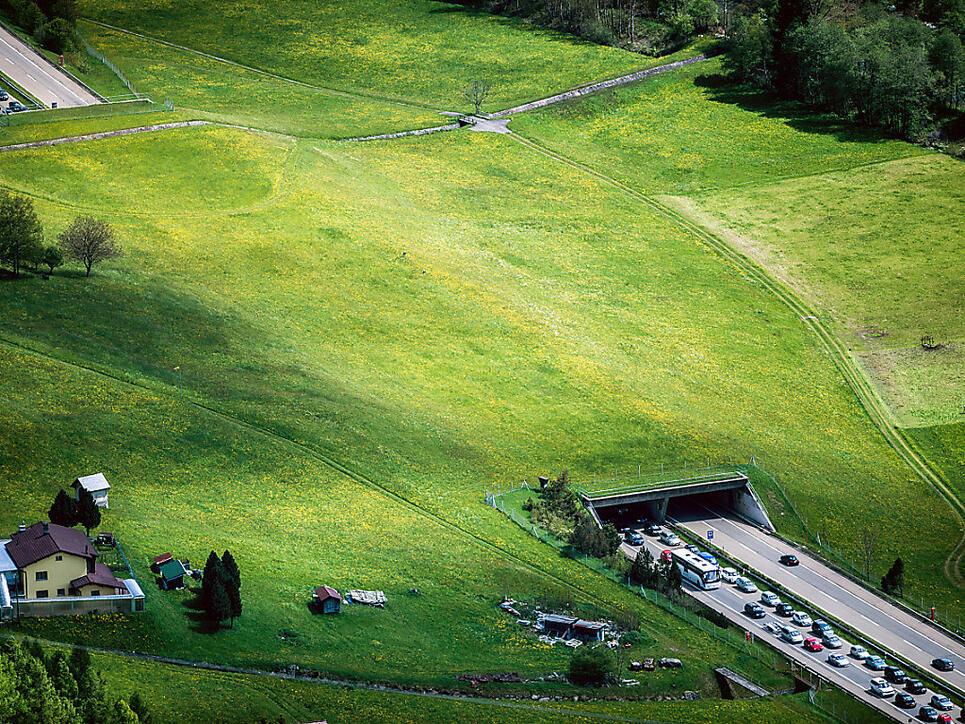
58,215,121,277
860,527,875,580
462,80,490,116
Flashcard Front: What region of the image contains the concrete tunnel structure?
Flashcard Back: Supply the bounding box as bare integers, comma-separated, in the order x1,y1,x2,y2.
579,470,775,532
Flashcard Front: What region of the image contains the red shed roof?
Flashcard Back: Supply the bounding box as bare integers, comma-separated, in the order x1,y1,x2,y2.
153,552,173,565
314,586,341,602
5,522,96,569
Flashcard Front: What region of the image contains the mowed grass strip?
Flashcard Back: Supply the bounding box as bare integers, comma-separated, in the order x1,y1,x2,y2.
662,153,965,426
78,21,448,138
78,0,677,110
510,57,921,194
0,125,957,610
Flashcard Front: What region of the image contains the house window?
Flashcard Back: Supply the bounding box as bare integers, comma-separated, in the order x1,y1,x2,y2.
35,571,48,581
89,590,100,597
35,590,49,598
57,588,66,597
87,559,95,574
55,555,62,561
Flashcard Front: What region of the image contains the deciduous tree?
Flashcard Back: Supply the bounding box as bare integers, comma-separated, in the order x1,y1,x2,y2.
58,216,121,277
0,191,43,277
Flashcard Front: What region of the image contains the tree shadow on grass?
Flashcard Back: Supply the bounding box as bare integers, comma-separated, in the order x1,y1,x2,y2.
693,73,901,146
182,585,221,634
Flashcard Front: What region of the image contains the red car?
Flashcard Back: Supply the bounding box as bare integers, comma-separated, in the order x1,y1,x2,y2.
937,715,952,724
803,637,824,652
660,549,673,563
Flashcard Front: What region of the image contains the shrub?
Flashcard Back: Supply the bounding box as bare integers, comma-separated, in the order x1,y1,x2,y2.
569,644,616,686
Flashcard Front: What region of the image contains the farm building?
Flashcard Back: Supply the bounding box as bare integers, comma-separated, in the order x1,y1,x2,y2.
313,586,342,614
72,473,110,508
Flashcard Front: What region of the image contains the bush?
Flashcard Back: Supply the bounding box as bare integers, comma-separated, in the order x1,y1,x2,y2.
569,644,616,686
40,17,74,54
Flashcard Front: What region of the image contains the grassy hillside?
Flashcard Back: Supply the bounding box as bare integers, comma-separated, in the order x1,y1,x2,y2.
509,58,921,194
665,154,965,427
0,124,957,611
77,0,657,110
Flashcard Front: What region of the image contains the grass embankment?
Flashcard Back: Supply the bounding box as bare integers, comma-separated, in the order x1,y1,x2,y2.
0,111,187,145
663,154,965,428
77,0,692,111
0,123,956,615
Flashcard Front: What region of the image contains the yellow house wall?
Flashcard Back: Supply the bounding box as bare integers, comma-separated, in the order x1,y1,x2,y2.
22,553,89,599
76,583,119,597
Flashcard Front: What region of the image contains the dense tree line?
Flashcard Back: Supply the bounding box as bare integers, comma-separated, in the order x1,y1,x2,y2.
0,639,151,724
449,0,720,54
725,2,964,139
0,0,78,53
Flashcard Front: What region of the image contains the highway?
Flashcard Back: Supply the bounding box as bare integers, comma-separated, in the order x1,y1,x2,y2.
0,23,100,108
670,505,965,694
621,529,964,723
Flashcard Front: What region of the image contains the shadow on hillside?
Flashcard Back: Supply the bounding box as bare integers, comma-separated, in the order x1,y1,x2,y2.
182,586,222,634
693,73,900,146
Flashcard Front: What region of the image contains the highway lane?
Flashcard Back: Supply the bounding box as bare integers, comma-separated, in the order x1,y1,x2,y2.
621,534,960,723
670,506,965,694
0,23,99,108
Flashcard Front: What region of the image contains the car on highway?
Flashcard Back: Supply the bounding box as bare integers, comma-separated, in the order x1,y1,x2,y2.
918,705,939,722
811,620,833,637
735,577,757,593
803,637,823,652
827,652,849,667
906,679,926,695
760,591,781,607
697,551,718,565
721,567,738,583
884,666,907,685
935,715,952,724
870,677,895,697
659,530,681,546
894,692,916,709
660,549,672,563
865,655,887,671
850,645,870,660
821,633,842,649
791,611,813,627
686,544,699,553
0,90,7,100
779,553,800,566
744,602,766,619
8,100,25,112
932,658,955,672
644,522,662,536
763,621,781,635
624,530,644,545
780,626,803,644
775,602,794,617
930,695,953,712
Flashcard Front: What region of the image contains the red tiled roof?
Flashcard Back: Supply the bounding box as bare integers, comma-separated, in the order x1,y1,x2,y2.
70,562,125,591
153,552,173,565
314,585,341,602
4,522,96,569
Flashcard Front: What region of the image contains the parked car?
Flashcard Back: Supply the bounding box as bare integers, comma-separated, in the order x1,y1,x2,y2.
850,645,870,660
721,567,738,584
779,553,800,566
894,692,916,709
659,530,681,546
791,611,813,627
803,637,824,652
780,626,803,644
644,522,662,536
760,591,781,607
822,633,842,649
884,666,908,685
918,706,939,722
865,655,887,670
811,620,832,637
735,577,757,594
827,652,849,667
932,658,955,672
744,602,766,619
930,695,953,712
624,530,644,545
870,677,895,697
763,621,781,635
775,602,794,617
906,679,927,695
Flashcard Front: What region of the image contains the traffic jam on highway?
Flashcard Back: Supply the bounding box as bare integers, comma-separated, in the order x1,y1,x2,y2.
0,87,31,114
620,520,963,723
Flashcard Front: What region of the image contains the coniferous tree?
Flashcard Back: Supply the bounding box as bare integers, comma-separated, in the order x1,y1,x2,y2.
881,557,905,596
75,488,101,536
221,550,240,591
49,489,78,528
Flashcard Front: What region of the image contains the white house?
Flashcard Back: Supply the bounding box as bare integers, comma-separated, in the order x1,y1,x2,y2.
72,473,110,509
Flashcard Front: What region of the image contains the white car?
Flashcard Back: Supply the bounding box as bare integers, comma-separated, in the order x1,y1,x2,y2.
869,678,895,698
791,611,813,627
762,621,781,635
735,577,757,594
827,652,849,667
850,645,870,660
780,626,803,644
721,567,738,583
760,591,781,607
659,530,681,546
